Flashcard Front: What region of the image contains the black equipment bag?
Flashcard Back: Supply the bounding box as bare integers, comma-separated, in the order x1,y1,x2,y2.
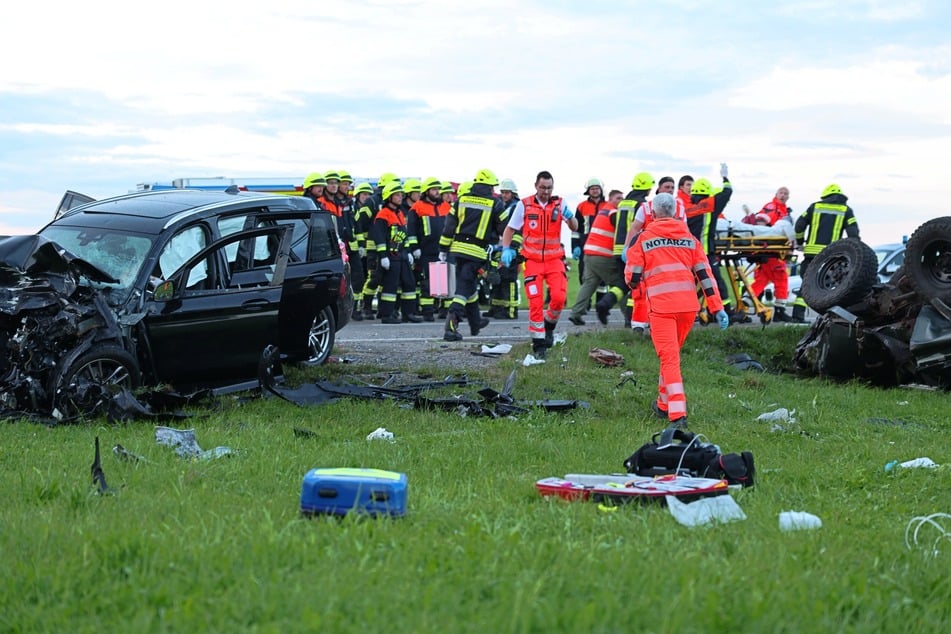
623,428,755,488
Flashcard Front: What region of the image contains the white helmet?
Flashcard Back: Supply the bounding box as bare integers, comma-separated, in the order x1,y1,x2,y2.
584,177,604,194
500,178,518,194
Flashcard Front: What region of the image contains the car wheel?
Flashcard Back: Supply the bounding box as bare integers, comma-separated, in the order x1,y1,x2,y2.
305,306,336,365
50,345,141,419
904,216,951,303
800,238,878,313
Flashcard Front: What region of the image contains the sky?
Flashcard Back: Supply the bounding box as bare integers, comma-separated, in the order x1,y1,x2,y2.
2,0,949,247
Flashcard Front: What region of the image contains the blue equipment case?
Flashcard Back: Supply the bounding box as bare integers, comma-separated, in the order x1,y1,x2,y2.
300,468,408,518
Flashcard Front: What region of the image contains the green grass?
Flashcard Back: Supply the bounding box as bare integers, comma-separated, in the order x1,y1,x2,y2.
2,326,950,633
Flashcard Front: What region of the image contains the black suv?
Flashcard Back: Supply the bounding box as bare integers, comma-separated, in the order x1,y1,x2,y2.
1,189,352,417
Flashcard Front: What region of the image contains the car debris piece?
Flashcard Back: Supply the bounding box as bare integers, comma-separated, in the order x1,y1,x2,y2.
725,353,764,372
91,436,113,495
154,426,234,460
112,443,146,463
589,347,625,367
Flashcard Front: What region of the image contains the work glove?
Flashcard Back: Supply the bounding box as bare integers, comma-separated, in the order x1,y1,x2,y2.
358,247,366,258
407,253,414,267
561,206,574,221
412,249,421,259
501,247,516,267
380,256,391,270
716,309,729,330
720,163,729,179
438,251,447,263
621,249,628,264
572,246,581,260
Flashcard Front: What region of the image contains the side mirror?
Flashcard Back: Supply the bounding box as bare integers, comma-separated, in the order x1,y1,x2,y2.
153,280,176,301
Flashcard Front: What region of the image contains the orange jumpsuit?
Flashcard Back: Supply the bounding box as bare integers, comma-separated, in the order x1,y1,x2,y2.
520,195,568,345
625,218,724,422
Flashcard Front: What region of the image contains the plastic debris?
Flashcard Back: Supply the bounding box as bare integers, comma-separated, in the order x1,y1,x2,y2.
552,332,568,346
366,427,395,442
155,426,234,460
666,494,747,527
757,408,796,424
522,354,546,366
885,457,938,471
480,343,512,355
112,444,146,462
779,510,822,531
905,513,951,556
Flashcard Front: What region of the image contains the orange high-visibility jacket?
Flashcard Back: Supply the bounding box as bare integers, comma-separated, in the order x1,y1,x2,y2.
582,205,618,257
520,196,566,262
624,218,724,314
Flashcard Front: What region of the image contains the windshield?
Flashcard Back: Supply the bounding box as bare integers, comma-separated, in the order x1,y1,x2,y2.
874,246,903,267
39,226,155,302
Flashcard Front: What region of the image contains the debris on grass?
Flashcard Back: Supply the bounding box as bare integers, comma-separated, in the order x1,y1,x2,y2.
366,427,395,442
667,494,747,527
778,510,822,531
155,426,234,460
905,513,951,556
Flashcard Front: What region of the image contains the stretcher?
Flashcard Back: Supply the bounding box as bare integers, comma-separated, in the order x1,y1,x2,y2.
707,218,796,324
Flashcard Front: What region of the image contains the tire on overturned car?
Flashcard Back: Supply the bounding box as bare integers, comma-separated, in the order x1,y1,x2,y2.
800,237,879,314
904,216,951,304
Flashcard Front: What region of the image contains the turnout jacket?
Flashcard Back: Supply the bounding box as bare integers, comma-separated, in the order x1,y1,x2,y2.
794,193,859,256
439,182,507,262
685,179,733,255
406,195,450,256
624,217,724,315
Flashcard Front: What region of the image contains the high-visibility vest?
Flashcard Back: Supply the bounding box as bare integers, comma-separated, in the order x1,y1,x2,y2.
583,206,618,257
520,196,565,262
439,193,497,260
801,203,850,255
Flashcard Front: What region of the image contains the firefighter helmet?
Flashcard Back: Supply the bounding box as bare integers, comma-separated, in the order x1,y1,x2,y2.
337,169,352,183
353,182,374,196
403,178,422,194
822,183,843,198
421,176,442,193
303,172,326,188
500,178,518,194
440,181,455,194
458,181,474,196
382,181,404,201
473,169,499,186
378,172,399,186
631,172,654,190
323,170,341,183
691,178,713,197
584,177,604,194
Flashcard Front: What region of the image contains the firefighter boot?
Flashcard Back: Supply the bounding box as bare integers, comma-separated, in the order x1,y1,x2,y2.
595,294,617,326
532,339,548,360
351,304,364,322
791,305,807,323
467,302,489,336
543,319,557,349
443,311,463,342
362,295,375,320
773,306,792,322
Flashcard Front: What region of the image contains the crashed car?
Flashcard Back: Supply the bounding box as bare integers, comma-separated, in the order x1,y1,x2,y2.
0,188,353,419
793,217,951,388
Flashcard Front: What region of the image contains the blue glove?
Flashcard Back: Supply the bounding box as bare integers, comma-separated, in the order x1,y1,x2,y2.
501,247,516,267
621,249,627,264
572,246,581,260
561,206,574,221
716,309,729,330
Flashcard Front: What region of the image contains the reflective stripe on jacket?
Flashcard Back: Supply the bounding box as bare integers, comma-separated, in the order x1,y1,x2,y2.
583,206,618,257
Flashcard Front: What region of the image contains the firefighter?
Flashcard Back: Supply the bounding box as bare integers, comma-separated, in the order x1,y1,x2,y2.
749,186,793,322
406,176,450,321
371,181,423,324
624,193,730,429
302,172,327,210
500,170,578,359
438,170,508,341
568,186,625,326
573,178,606,285
685,164,735,321
362,173,398,318
613,172,655,330
792,183,860,322
348,182,375,321
485,178,522,319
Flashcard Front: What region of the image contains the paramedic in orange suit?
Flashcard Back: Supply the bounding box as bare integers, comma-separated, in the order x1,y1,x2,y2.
624,193,730,429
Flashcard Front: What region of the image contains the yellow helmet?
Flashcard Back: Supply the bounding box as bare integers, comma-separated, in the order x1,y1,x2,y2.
822,183,843,198
353,182,374,196
691,178,712,197
458,180,474,196
303,172,326,188
440,181,455,194
378,172,399,186
338,169,352,183
403,178,422,194
323,170,341,183
421,176,442,193
631,172,654,190
382,181,404,201
473,169,499,186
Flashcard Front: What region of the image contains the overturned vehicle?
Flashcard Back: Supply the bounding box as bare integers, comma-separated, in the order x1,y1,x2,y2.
1,189,353,420
793,217,951,389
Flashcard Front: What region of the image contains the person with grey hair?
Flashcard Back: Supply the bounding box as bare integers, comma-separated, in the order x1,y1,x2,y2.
624,192,729,430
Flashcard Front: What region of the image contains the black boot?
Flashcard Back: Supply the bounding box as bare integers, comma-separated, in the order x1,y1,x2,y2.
466,303,489,336
595,294,617,325
773,306,792,322
791,305,807,323
543,319,556,348
421,308,435,322
362,296,375,320
443,312,463,341
351,304,364,322
532,340,547,360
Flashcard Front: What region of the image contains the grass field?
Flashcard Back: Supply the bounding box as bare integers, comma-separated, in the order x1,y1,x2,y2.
2,325,950,633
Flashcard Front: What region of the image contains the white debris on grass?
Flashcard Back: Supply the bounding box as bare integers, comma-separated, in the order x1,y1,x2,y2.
522,354,546,366
366,427,395,442
666,494,747,527
905,513,951,557
480,343,512,355
779,510,822,531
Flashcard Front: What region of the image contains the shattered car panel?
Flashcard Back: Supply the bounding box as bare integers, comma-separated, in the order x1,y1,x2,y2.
794,217,951,389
